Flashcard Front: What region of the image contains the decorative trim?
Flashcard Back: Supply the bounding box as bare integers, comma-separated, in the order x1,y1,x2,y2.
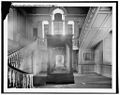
79,7,99,48
78,64,95,65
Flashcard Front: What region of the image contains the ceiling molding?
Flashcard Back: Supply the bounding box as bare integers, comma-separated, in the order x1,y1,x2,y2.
79,7,100,48
66,14,87,17
27,14,50,16
79,7,112,49
27,13,87,17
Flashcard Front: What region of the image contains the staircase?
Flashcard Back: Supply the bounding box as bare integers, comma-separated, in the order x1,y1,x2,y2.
8,38,48,88
46,73,74,84
8,41,34,88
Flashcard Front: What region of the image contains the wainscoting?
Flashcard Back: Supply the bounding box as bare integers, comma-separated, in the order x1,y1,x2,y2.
78,64,112,78
101,64,112,78
79,64,95,74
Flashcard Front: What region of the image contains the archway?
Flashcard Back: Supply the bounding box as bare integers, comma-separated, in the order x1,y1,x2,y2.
51,8,65,35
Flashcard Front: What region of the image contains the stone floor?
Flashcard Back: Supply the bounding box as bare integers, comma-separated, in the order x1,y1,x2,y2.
34,73,112,88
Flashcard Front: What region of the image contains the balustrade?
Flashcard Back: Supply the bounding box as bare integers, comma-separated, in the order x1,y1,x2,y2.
8,65,33,88
8,39,47,88
8,51,21,69
8,48,33,88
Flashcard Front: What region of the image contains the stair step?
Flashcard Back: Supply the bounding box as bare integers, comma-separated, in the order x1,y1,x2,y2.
33,75,47,87
47,73,74,84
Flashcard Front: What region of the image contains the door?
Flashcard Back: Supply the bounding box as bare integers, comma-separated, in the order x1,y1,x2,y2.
48,47,68,74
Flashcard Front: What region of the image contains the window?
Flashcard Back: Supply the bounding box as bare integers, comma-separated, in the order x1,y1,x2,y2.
54,13,62,21
51,8,65,35
68,21,74,37
68,24,73,34
33,28,38,40
42,21,49,39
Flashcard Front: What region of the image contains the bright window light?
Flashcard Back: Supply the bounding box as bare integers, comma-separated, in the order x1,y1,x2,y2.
42,20,49,38
68,21,74,37
63,21,65,35
52,8,64,20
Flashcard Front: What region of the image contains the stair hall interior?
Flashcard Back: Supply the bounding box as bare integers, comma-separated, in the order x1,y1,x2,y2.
4,2,114,89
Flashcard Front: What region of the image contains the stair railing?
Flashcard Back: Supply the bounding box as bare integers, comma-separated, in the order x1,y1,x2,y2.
8,37,48,88
8,46,33,88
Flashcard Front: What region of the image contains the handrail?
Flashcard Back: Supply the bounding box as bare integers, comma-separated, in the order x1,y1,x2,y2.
8,38,47,88
8,38,46,55
8,64,30,74
8,37,39,56
7,40,37,88
8,46,24,56
8,38,41,70
8,61,33,88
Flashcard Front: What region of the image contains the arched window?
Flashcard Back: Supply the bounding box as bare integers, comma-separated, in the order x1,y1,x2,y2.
51,8,65,35
54,13,62,21
42,21,49,39
52,8,64,21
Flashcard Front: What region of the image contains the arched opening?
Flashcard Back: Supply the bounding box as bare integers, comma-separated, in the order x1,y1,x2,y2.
54,13,62,21
51,8,65,35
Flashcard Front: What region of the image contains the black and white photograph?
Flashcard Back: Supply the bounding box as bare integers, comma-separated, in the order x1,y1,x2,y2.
1,1,118,94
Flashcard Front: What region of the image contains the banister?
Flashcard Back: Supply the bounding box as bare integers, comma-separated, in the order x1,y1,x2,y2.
8,46,24,56
8,38,48,88
8,63,33,88
8,64,31,74
7,38,47,88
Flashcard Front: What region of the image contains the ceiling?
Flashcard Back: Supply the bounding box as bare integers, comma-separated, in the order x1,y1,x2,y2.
16,7,89,15
79,7,112,49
